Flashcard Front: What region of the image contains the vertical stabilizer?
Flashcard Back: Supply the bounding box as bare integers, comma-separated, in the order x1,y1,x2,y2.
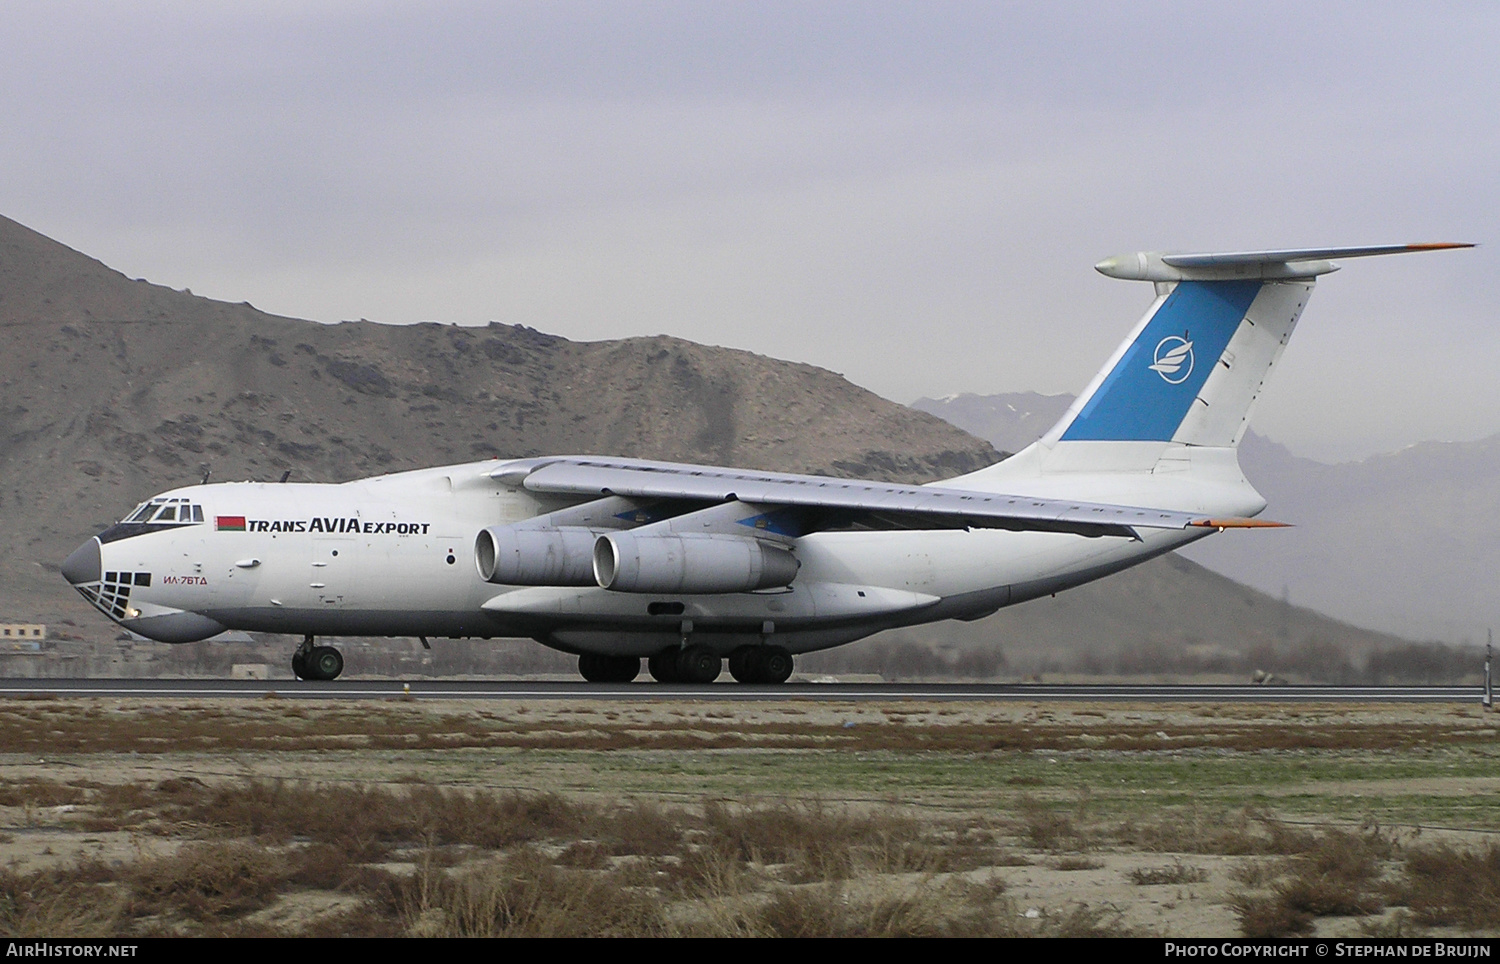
1055,278,1304,447
950,244,1473,491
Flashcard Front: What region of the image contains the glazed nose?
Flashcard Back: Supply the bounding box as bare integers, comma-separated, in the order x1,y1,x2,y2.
61,538,101,586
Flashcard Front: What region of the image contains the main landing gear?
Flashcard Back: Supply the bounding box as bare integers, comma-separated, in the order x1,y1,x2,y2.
291,634,344,681
640,644,794,685
728,645,794,685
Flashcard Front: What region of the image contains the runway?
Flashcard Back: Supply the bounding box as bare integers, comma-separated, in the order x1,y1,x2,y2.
0,678,1484,703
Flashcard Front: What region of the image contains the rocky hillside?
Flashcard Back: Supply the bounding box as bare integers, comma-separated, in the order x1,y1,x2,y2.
0,214,997,637
3,215,1452,683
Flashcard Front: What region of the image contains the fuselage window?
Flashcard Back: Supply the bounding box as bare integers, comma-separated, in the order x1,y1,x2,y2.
156,505,176,522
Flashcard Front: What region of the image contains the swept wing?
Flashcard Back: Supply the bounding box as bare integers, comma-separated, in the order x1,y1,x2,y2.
486,456,1271,539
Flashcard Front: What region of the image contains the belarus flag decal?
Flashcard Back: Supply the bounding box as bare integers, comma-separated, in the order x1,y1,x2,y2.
216,516,247,531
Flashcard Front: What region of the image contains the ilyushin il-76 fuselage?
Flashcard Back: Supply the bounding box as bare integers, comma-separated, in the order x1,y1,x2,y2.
61,244,1471,684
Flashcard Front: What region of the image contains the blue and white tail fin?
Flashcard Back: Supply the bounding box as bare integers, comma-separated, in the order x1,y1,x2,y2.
1053,276,1297,449
948,244,1472,501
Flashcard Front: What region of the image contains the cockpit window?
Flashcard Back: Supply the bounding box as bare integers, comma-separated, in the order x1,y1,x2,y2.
125,501,161,523
119,498,203,525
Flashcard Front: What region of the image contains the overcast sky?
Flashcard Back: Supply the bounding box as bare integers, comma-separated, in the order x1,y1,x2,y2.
2,1,1494,462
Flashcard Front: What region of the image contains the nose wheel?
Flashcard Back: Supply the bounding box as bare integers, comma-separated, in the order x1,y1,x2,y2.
291,635,345,681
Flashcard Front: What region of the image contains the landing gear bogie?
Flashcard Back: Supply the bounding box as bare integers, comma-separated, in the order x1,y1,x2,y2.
647,643,794,685
728,645,794,684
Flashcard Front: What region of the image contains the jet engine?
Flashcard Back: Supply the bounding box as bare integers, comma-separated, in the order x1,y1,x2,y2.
593,531,799,594
475,525,599,586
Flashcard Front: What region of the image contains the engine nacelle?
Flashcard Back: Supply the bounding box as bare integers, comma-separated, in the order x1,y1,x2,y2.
593,532,800,594
475,526,598,586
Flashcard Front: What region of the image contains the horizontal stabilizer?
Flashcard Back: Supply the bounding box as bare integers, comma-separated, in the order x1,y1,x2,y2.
1163,243,1473,267
1097,242,1473,282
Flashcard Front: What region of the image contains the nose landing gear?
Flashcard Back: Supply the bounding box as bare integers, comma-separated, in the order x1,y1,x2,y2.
291,635,345,681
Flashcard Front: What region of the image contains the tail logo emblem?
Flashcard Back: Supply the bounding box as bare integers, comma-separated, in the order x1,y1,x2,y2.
1150,336,1194,384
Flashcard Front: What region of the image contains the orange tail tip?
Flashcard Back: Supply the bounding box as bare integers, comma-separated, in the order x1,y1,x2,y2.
1189,518,1292,530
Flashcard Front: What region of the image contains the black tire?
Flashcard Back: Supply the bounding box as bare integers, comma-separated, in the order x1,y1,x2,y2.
605,655,641,683
676,644,721,684
578,653,609,683
727,647,756,683
291,649,309,680
759,646,794,684
648,650,681,683
309,646,344,681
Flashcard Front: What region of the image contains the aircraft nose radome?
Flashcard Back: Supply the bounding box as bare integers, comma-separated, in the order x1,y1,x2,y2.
61,538,102,586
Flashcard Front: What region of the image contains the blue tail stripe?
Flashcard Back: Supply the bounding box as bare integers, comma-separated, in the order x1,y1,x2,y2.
1060,280,1262,442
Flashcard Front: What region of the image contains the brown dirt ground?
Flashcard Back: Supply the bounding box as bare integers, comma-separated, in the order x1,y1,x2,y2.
0,697,1497,937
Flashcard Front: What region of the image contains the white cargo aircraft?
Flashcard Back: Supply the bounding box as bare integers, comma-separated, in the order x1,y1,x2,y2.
62,244,1471,683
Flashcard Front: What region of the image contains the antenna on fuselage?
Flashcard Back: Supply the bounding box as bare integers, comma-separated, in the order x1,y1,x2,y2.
279,470,292,483
199,463,211,485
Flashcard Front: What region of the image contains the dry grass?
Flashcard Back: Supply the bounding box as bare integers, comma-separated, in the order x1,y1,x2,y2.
0,699,1491,757
0,864,123,937
1128,861,1209,885
1228,826,1397,936
1230,892,1314,938
389,849,667,938
1048,856,1105,871
1395,843,1500,929
2,699,1497,938
701,799,937,882
127,842,288,921
747,879,1015,938
0,778,1025,936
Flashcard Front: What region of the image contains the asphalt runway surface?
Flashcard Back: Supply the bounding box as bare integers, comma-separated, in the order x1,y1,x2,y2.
0,678,1484,703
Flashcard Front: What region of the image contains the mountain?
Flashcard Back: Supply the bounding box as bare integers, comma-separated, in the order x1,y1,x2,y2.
909,392,1072,457
0,214,997,639
914,391,1500,645
1,214,1447,682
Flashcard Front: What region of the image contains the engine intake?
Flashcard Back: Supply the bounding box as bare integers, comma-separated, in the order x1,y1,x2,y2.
593,532,799,594
475,526,598,586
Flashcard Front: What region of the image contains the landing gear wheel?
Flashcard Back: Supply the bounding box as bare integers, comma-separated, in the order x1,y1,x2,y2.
729,645,794,684
308,646,344,681
728,647,756,683
579,654,640,683
676,644,722,684
579,653,607,682
758,645,794,685
648,650,682,683
605,655,641,683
